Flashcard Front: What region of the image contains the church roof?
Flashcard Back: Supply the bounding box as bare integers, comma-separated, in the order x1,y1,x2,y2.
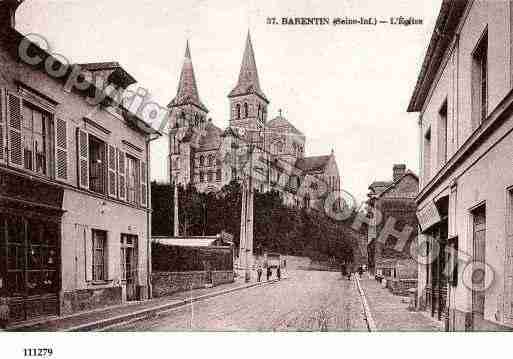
228,32,269,103
168,41,208,112
266,114,304,135
198,121,223,150
295,155,331,173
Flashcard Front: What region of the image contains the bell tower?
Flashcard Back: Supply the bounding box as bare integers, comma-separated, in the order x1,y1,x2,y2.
168,41,208,185
228,31,269,130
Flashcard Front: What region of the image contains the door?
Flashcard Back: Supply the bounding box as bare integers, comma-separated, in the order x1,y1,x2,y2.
472,206,486,324
121,235,138,301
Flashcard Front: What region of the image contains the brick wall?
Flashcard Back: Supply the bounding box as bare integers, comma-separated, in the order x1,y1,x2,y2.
152,270,234,298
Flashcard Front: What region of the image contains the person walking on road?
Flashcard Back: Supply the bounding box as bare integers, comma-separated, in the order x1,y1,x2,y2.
277,266,281,281
257,265,263,282
266,266,272,281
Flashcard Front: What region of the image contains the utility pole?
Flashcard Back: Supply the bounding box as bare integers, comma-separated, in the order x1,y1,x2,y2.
173,177,179,237
239,129,262,282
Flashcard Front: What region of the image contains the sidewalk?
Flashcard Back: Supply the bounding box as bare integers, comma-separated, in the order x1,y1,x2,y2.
8,276,282,332
357,277,441,331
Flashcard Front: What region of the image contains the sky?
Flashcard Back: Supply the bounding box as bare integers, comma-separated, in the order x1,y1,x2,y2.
16,0,441,202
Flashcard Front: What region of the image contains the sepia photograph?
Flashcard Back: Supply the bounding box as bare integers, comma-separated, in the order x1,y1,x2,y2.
0,0,511,357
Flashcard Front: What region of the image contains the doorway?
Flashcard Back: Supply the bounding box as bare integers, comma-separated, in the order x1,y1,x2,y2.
121,234,138,301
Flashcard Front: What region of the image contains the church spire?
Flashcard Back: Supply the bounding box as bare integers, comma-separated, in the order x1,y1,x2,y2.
228,31,268,103
168,40,208,112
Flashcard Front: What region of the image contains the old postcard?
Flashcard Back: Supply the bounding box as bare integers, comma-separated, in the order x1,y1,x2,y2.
0,0,511,357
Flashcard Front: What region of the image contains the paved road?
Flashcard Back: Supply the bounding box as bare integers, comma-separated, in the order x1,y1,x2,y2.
109,271,367,331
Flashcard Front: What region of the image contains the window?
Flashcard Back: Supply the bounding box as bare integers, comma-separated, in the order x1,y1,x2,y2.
207,154,214,167
92,230,107,281
257,104,261,121
126,155,139,205
89,135,107,194
207,171,213,182
200,155,205,167
236,104,241,120
472,31,488,126
200,171,205,182
21,103,53,175
216,168,221,182
423,128,431,181
438,100,448,165
244,102,248,118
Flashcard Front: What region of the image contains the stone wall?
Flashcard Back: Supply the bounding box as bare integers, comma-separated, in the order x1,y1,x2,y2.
152,270,234,298
62,287,122,315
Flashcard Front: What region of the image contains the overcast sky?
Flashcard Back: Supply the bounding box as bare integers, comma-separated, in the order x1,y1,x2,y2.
17,0,441,202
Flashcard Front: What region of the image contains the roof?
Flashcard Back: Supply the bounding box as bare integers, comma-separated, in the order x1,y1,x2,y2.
198,121,223,149
407,0,468,112
152,236,224,247
1,29,159,137
228,31,269,103
376,170,419,198
295,155,331,172
168,41,208,112
78,61,136,89
266,115,304,135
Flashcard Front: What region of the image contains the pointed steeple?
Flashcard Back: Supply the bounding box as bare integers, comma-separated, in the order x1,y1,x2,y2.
228,31,268,103
168,40,208,112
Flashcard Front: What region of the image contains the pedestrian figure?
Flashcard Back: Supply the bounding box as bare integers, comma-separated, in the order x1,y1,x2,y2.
257,265,263,282
358,266,363,278
266,266,272,281
277,266,281,281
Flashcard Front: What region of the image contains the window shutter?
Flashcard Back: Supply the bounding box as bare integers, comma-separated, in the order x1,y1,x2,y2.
140,160,147,207
77,128,89,189
0,89,5,164
6,92,23,168
107,145,117,198
117,148,126,201
55,118,68,181
84,229,93,282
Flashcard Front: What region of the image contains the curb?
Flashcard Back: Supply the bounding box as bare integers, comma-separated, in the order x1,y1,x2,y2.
67,278,286,332
354,276,376,332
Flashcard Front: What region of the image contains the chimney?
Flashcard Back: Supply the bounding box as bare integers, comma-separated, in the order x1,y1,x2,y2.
393,164,406,182
0,0,23,30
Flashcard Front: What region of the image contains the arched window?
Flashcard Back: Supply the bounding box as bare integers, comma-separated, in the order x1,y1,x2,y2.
303,194,311,208
216,169,221,182
257,104,261,121
207,154,214,167
236,104,241,120
199,155,205,167
244,102,248,118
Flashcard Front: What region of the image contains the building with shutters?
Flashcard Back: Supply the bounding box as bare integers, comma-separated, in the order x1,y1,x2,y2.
408,0,513,330
0,1,159,325
168,35,341,210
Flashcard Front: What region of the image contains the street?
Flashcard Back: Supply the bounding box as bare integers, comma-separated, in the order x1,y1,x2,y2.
109,271,368,331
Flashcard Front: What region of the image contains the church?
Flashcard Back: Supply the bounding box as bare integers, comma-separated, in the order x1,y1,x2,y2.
167,32,340,210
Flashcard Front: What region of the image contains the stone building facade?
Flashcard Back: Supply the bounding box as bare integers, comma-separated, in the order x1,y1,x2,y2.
409,0,513,330
168,34,340,210
367,164,419,285
0,1,158,324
